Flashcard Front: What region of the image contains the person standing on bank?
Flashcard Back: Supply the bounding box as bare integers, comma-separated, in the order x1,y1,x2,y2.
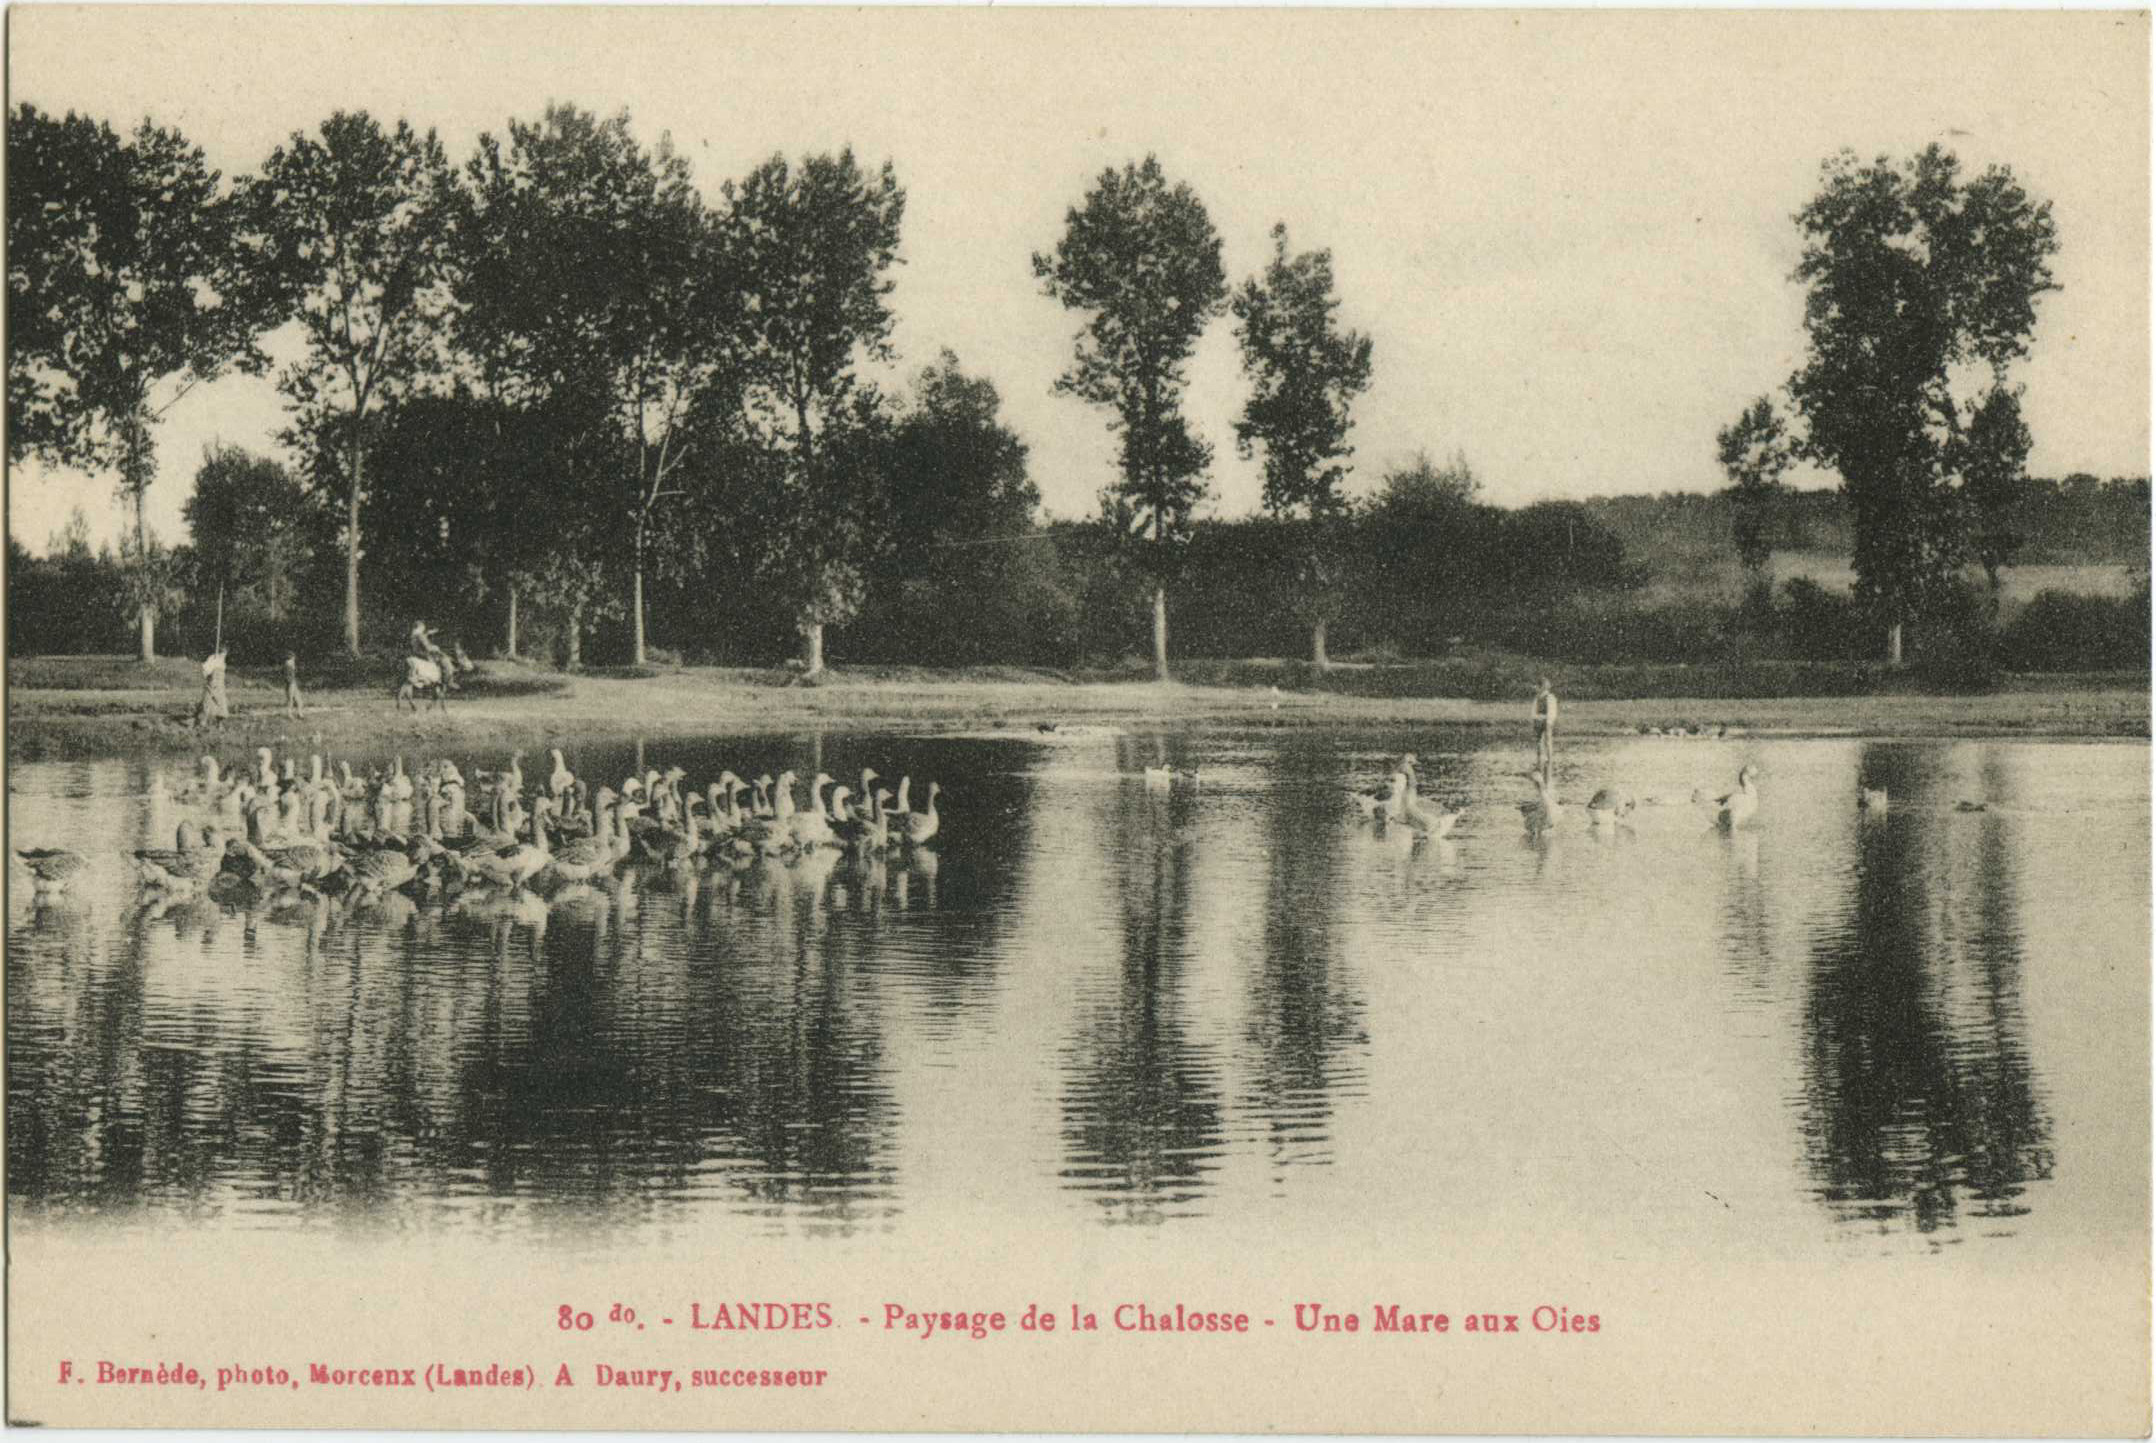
196,648,230,727
1532,676,1558,781
283,651,304,717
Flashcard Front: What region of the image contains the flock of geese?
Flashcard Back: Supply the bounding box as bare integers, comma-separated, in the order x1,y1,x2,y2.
1348,754,1763,839
19,730,1951,897
14,746,947,898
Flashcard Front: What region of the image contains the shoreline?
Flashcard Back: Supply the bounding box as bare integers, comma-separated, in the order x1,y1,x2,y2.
6,666,2148,760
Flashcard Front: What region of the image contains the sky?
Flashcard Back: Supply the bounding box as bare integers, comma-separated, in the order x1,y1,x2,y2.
8,6,2149,556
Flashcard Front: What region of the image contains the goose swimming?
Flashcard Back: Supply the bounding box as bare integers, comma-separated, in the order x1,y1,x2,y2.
1518,770,1564,830
135,823,224,891
904,781,943,847
1585,788,1635,829
1716,766,1760,830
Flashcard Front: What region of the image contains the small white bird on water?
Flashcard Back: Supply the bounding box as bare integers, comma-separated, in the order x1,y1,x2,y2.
1519,770,1564,830
1585,788,1635,829
1716,766,1761,830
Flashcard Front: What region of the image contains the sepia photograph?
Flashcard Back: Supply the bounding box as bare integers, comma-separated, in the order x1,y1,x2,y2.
5,4,2150,1434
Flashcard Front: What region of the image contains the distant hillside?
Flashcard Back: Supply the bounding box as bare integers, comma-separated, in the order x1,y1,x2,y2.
1579,475,2149,595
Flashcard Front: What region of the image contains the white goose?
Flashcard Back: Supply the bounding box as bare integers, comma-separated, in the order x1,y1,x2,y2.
1585,788,1635,830
1716,766,1760,830
904,781,943,847
1519,770,1564,831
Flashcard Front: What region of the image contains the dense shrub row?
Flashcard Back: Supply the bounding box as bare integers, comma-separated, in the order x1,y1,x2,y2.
13,513,2147,680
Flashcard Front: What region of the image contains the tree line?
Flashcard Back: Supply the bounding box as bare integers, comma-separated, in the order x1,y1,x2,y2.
7,104,1378,677
14,440,2146,679
8,104,2130,676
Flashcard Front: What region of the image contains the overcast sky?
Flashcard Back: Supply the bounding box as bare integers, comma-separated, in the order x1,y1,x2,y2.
9,6,2148,555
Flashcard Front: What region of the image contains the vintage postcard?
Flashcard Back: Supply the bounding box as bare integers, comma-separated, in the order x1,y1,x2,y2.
5,4,2150,1435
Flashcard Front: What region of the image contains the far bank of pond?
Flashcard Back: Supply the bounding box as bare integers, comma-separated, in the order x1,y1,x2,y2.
6,656,2146,761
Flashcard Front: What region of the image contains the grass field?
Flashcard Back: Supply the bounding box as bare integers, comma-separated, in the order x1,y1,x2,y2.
1615,549,2146,612
7,653,2145,761
1768,553,2144,608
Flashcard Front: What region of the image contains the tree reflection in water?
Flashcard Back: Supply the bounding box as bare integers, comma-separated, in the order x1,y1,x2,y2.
1800,744,2052,1234
1059,773,1226,1223
5,734,2131,1249
1246,738,1368,1180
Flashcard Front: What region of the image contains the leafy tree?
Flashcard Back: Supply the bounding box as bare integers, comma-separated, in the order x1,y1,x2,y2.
183,444,323,625
720,147,906,673
1961,387,2033,608
7,530,134,657
358,386,593,656
47,507,95,561
460,104,737,664
246,111,461,655
1785,145,2059,663
1716,395,1792,608
1231,222,1374,668
515,548,617,670
501,389,635,668
756,391,896,675
1357,450,1488,647
1034,155,1227,681
860,351,1047,664
6,105,283,660
1378,449,1482,510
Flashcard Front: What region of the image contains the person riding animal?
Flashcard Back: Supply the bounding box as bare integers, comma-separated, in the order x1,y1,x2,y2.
398,620,460,712
410,620,448,666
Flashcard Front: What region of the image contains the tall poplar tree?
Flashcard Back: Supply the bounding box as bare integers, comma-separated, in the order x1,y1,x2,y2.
722,147,906,675
1034,156,1226,682
1786,145,2058,663
1716,395,1792,610
248,111,460,655
1231,222,1373,669
1961,387,2033,610
7,105,282,660
460,103,736,665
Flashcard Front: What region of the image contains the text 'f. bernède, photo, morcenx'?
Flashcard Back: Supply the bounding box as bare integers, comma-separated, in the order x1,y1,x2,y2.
3,8,2148,1437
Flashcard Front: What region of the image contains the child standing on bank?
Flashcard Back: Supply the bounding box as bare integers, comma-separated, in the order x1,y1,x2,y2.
1532,676,1558,782
284,651,304,717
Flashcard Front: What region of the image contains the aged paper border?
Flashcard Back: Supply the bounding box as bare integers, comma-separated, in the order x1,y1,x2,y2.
4,4,2151,1436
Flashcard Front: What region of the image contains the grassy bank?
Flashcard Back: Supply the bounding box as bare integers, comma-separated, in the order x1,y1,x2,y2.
6,654,2147,761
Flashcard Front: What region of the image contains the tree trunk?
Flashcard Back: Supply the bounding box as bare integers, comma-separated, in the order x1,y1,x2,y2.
632,556,647,667
567,603,583,670
802,620,825,677
1151,585,1170,683
134,487,156,663
345,430,364,657
1312,618,1330,672
1886,619,1904,667
505,585,519,659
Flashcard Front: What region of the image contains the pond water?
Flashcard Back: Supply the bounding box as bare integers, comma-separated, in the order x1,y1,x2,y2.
7,729,2148,1265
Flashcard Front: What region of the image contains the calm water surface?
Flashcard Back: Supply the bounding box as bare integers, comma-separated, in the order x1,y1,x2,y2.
8,730,2147,1259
